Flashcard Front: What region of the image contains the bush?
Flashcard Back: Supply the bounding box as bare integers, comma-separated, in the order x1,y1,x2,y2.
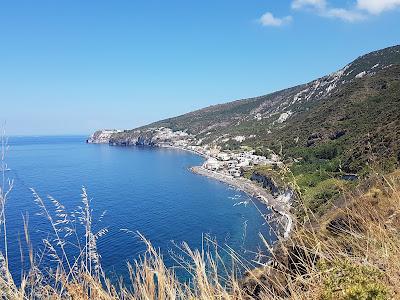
319,260,389,300
314,142,341,160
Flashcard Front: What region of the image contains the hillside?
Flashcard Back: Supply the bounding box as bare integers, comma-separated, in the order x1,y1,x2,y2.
6,45,400,300
87,45,400,220
98,45,399,173
135,46,399,141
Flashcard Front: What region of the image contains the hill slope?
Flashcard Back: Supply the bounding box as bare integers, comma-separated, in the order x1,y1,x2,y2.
103,45,400,172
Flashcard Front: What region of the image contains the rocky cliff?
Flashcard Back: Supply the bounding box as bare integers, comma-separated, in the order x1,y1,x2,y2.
87,130,122,144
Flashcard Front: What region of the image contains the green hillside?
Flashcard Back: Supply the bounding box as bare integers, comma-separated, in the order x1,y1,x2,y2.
107,45,400,217
113,45,400,175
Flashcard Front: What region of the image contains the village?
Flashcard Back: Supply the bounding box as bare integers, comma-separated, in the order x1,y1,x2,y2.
89,127,292,237
150,127,281,178
189,145,281,178
90,127,282,179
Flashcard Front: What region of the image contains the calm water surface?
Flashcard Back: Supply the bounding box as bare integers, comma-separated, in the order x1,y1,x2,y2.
3,136,275,282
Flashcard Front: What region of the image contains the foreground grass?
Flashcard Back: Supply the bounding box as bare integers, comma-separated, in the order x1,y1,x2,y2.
0,169,399,299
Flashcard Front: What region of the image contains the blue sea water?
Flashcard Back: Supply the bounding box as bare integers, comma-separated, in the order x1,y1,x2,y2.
2,135,275,283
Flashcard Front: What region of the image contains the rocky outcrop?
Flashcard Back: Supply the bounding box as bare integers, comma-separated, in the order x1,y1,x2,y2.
109,130,156,146
87,130,121,144
250,172,282,197
89,127,192,147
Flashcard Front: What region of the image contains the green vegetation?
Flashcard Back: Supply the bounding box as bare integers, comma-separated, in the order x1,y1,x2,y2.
244,141,354,217
243,165,286,187
112,47,400,204
319,260,389,300
286,143,348,216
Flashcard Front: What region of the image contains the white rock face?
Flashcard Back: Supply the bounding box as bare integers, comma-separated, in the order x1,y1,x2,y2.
356,71,367,78
87,130,121,144
254,113,262,121
289,64,351,107
233,136,246,142
277,111,292,123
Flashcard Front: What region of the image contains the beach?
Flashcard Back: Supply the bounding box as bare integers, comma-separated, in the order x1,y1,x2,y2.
158,143,293,238
190,165,293,238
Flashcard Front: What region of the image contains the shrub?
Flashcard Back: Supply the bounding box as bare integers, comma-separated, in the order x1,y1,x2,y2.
314,142,341,160
319,260,389,300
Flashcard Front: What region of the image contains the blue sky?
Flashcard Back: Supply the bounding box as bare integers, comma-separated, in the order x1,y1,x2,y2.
1,0,399,135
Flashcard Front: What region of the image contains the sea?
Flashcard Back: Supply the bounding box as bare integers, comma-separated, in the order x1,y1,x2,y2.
1,135,276,283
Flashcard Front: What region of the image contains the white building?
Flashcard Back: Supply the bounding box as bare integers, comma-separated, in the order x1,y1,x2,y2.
237,159,250,167
217,152,231,161
228,168,241,177
203,158,221,171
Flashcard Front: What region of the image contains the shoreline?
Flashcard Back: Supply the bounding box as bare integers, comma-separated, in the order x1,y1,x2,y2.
116,142,293,239
190,166,293,239
158,143,293,238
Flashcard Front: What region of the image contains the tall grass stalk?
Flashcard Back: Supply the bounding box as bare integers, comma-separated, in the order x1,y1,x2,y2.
0,133,399,298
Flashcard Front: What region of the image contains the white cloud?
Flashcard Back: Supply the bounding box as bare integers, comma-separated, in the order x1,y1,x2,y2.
259,12,293,27
357,0,400,14
292,0,400,21
292,0,366,22
258,0,399,27
291,0,326,10
322,8,365,21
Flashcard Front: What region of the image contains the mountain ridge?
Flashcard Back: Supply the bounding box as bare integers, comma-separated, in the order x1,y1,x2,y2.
89,44,400,173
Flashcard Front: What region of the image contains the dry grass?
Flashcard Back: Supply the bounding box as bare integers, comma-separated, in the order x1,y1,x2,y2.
259,170,400,299
0,131,399,299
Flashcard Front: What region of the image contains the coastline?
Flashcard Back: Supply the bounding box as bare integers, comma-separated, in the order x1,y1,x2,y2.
157,144,293,238
190,166,293,239
109,142,293,239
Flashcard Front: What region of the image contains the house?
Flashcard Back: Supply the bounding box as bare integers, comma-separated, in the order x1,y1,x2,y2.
217,152,231,161
227,160,238,168
203,158,221,171
237,159,250,167
228,168,242,178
